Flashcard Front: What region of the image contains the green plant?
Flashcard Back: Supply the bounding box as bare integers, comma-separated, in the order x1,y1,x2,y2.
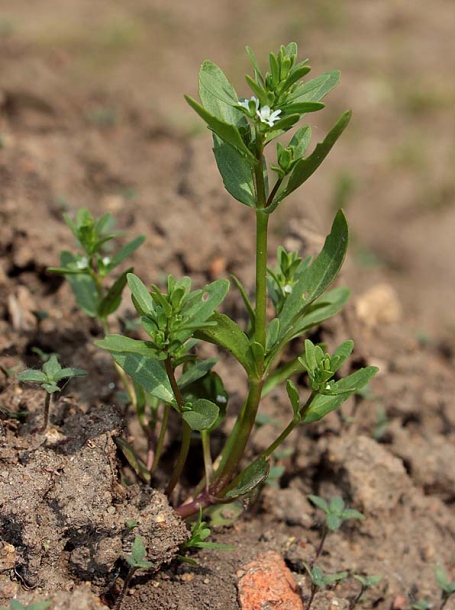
349,573,383,609
113,535,152,610
0,601,52,610
435,566,455,609
411,601,432,610
304,564,348,610
178,506,234,565
55,43,377,518
308,494,364,561
17,355,86,431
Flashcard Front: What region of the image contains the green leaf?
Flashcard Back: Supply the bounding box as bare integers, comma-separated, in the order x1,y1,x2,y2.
195,312,255,376
287,287,350,340
96,334,159,358
341,508,365,521
181,278,230,332
287,70,341,104
17,370,47,383
330,339,354,373
53,367,87,381
109,352,176,406
110,235,145,268
308,494,329,513
178,358,218,390
185,95,256,164
278,211,349,341
329,495,345,512
59,251,99,317
326,514,342,531
213,135,255,206
286,379,300,418
224,456,269,499
115,437,150,483
289,125,312,159
182,399,219,431
42,354,62,378
276,111,351,204
127,273,155,316
98,267,132,319
301,366,378,423
198,61,243,124
127,536,152,569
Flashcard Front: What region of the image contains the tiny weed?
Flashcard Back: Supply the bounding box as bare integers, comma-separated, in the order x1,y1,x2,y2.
113,535,152,610
349,573,383,609
17,355,86,431
308,494,364,561
178,507,234,565
304,563,348,610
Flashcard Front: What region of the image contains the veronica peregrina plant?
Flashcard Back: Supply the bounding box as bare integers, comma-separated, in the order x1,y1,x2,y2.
308,494,365,561
113,535,152,610
304,564,348,610
55,43,377,518
17,355,86,431
349,573,383,610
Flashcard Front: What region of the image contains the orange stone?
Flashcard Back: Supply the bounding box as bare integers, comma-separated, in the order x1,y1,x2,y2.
238,550,304,610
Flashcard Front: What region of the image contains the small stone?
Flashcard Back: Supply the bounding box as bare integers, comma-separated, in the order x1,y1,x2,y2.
392,594,408,609
238,550,303,610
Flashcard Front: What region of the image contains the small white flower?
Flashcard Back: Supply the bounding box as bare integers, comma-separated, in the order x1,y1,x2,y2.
76,257,89,270
102,256,111,266
257,105,282,127
238,96,259,113
216,395,227,404
283,284,293,295
326,383,332,391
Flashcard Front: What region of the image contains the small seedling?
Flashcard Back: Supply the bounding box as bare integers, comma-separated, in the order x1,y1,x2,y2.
113,535,152,610
17,355,86,431
0,601,52,610
411,600,433,610
304,564,348,610
349,573,383,609
435,565,455,609
308,494,364,561
178,506,234,565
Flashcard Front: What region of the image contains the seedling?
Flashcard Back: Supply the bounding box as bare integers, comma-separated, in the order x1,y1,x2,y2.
54,43,378,517
349,573,383,609
178,506,234,565
17,355,86,431
0,601,52,610
303,564,348,610
308,494,364,561
411,601,432,610
435,565,455,609
113,535,152,610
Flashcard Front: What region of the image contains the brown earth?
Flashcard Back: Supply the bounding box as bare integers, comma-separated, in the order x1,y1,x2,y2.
1,1,454,609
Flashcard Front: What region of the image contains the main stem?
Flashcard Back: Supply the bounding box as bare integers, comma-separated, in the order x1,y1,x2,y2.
209,133,269,495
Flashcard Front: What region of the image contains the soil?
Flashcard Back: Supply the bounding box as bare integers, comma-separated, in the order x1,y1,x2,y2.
1,2,454,609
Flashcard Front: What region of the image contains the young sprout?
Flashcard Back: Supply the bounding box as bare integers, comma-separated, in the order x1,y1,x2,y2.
349,574,383,609
17,355,86,431
435,565,455,609
411,601,432,610
304,564,348,610
178,506,234,565
0,601,52,610
113,535,152,610
308,495,365,561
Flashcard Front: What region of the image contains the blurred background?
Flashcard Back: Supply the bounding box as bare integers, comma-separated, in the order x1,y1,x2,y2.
1,0,455,342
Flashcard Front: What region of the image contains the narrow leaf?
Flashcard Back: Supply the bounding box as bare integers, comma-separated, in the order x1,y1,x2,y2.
98,267,132,319
110,235,145,268
185,96,256,163
17,370,47,383
198,61,243,124
278,111,352,201
127,273,155,316
95,334,159,358
224,456,269,499
115,437,150,483
278,210,349,340
195,312,255,375
60,251,99,317
178,358,218,390
287,70,341,103
109,352,176,406
213,135,255,206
